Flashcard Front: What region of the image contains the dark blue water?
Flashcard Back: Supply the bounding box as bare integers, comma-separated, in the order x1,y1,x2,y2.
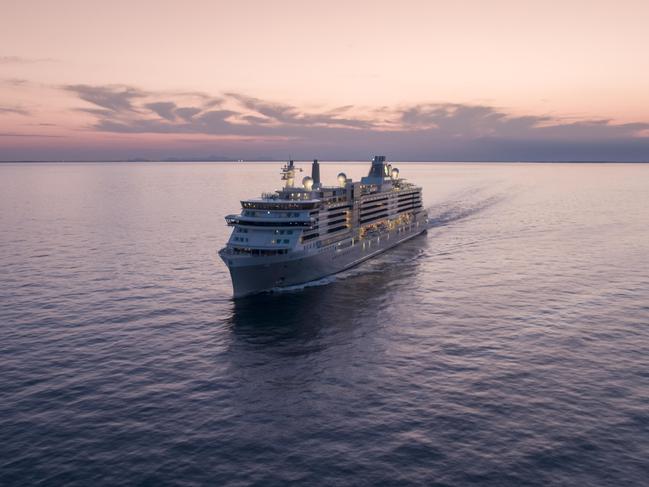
1,162,649,486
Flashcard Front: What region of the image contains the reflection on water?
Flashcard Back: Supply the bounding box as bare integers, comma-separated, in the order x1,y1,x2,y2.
227,232,429,349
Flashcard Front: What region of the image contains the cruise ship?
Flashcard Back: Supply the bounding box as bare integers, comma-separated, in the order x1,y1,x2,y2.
219,156,428,297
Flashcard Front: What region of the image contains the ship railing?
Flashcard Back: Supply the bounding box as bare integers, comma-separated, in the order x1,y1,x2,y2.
239,213,314,221
222,246,290,257
323,197,348,207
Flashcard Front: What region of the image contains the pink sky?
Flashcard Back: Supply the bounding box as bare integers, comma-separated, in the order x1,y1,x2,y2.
2,0,649,161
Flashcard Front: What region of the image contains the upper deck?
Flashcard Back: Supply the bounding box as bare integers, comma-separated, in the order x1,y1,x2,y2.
238,158,421,213
241,198,321,211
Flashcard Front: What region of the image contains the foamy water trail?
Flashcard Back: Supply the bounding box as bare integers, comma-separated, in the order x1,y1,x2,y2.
426,187,507,229
269,275,339,294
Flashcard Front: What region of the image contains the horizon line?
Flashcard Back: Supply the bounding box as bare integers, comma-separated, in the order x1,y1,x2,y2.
2,159,649,164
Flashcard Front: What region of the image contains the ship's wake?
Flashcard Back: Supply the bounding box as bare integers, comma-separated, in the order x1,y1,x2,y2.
269,275,339,295
426,187,506,229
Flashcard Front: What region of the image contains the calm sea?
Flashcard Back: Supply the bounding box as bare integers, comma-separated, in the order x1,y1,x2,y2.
1,162,648,486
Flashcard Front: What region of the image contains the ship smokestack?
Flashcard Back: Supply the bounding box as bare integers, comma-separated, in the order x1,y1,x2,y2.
311,159,321,188
368,155,387,179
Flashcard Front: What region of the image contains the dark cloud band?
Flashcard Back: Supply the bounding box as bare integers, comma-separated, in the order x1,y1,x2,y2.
56,83,649,161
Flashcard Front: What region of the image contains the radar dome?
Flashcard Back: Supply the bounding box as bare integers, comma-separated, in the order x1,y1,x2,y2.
337,172,347,187
391,167,400,179
302,176,314,190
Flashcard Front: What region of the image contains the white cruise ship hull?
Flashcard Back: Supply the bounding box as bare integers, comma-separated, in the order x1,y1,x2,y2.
220,217,427,298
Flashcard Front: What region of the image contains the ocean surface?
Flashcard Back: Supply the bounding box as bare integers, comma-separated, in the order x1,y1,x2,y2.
1,161,648,486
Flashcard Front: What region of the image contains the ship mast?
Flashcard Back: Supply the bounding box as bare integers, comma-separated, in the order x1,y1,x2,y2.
280,159,302,188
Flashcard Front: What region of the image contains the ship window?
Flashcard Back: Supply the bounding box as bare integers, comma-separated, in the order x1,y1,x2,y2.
283,239,289,243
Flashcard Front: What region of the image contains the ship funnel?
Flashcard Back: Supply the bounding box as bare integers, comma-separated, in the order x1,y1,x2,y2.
367,155,388,179
311,159,320,187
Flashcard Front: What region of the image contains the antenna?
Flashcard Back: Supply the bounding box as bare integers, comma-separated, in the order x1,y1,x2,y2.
280,158,302,188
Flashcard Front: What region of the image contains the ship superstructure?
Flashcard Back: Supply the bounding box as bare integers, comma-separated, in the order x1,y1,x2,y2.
219,156,428,297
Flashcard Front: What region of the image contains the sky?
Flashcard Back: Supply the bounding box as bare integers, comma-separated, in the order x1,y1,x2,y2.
1,0,649,161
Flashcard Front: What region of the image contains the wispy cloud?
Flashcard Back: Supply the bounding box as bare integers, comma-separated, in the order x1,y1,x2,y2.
0,132,63,137
0,55,57,64
1,78,29,87
144,101,178,121
0,106,30,116
65,84,147,113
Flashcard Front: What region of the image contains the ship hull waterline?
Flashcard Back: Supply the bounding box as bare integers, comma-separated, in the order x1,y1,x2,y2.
220,222,427,299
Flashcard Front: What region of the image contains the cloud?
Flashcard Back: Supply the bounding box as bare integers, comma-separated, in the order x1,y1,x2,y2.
0,106,30,116
1,78,29,87
175,107,202,121
57,83,649,161
65,84,148,112
0,55,56,64
144,101,178,121
144,102,207,122
226,93,374,128
0,132,63,137
399,103,549,137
